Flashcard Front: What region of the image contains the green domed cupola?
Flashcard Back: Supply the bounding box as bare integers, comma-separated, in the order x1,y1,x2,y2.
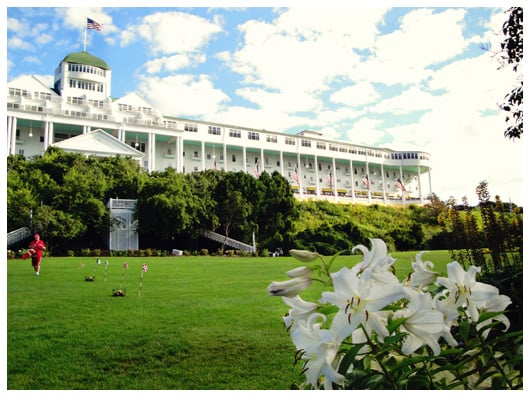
61,50,110,70
54,50,112,99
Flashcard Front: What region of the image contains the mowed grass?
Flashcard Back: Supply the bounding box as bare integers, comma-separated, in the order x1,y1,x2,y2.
7,250,451,390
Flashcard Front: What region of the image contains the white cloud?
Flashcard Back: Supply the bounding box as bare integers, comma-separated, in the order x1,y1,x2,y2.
225,8,388,93
123,11,222,55
330,82,381,107
235,87,321,114
137,74,229,118
350,9,468,86
371,86,439,115
7,36,34,51
57,8,116,33
144,54,206,74
346,118,389,147
375,8,467,68
7,17,29,35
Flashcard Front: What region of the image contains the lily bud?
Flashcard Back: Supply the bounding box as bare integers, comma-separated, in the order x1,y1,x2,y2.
289,249,320,263
267,277,312,297
286,266,312,278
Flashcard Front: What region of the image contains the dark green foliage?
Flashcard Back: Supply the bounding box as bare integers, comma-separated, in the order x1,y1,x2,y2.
440,181,523,332
499,7,523,139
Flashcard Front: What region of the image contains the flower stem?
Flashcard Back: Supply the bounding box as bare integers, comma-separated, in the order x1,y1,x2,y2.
360,323,398,389
476,326,514,389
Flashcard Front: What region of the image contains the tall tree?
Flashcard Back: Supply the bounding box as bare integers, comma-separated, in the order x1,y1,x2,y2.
256,171,298,250
136,169,198,247
499,7,523,139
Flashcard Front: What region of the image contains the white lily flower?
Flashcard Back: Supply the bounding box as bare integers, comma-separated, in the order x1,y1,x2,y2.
394,289,446,355
351,239,400,289
281,295,318,330
406,251,438,289
267,277,312,298
290,313,345,389
351,238,394,273
436,261,500,323
476,293,512,338
322,266,405,342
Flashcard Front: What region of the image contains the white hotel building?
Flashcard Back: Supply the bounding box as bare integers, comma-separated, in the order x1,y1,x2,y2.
7,51,432,205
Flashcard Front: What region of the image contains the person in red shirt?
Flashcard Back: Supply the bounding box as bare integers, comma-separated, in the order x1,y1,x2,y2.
28,233,46,276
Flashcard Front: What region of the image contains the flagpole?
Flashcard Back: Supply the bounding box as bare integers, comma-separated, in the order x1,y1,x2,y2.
84,24,87,51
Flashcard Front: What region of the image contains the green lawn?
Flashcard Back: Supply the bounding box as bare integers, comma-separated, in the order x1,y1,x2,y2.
7,251,451,390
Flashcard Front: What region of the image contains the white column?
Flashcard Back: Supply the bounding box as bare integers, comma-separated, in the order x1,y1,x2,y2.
175,136,180,172
350,159,355,203
366,159,371,202
201,140,206,171
428,167,432,196
148,132,156,172
118,124,125,142
381,163,387,204
399,163,405,205
260,148,265,175
43,121,49,151
279,150,284,177
242,146,247,173
222,143,227,172
417,166,423,204
332,157,338,199
314,154,320,199
7,116,16,155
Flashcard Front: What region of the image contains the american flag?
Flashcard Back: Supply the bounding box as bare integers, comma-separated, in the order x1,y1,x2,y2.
293,165,301,185
362,175,370,189
87,18,103,31
395,178,406,192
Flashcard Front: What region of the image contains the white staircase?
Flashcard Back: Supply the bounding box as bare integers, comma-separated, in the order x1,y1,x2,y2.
7,227,32,247
201,230,255,253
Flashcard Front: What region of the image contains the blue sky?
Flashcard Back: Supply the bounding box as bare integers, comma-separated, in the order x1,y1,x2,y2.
4,2,524,205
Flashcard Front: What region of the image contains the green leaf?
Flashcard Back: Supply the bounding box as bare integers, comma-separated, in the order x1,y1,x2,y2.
386,316,408,334
459,320,471,343
338,344,366,374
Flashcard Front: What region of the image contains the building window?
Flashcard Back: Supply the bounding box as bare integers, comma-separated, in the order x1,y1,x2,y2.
193,151,199,159
68,96,84,105
208,126,221,135
118,103,134,112
266,135,277,143
329,144,338,151
285,137,295,145
232,154,236,162
9,88,30,98
229,129,241,138
185,123,198,132
248,131,260,140
301,139,311,147
316,142,326,150
35,92,52,101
